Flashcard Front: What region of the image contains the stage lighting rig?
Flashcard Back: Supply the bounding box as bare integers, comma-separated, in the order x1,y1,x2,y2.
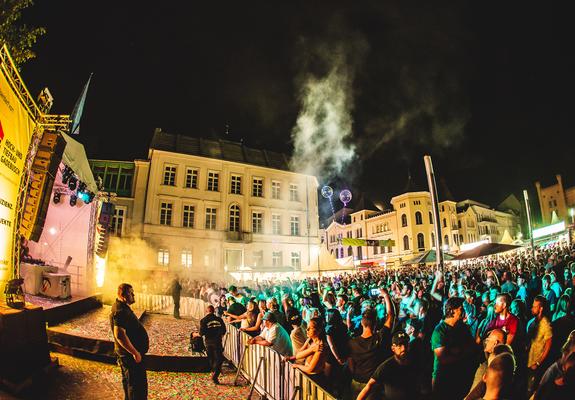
70,194,77,206
53,192,61,204
62,166,73,184
68,176,78,191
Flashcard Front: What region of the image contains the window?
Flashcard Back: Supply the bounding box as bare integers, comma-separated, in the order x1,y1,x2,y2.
441,205,445,212
403,235,409,251
163,165,176,186
415,211,423,225
181,250,192,268
429,212,433,224
205,207,217,230
289,184,299,201
253,250,263,267
272,181,281,199
444,235,449,246
347,246,353,257
272,214,281,235
291,251,301,268
182,205,195,228
252,211,263,233
290,216,300,236
157,249,169,266
431,232,435,247
374,246,379,255
453,234,458,245
110,206,126,236
272,251,282,267
417,233,425,250
229,205,240,232
230,175,242,195
252,177,263,197
442,218,447,228
401,214,408,227
185,168,198,189
346,231,352,238
207,171,219,191
458,220,462,229
160,202,172,225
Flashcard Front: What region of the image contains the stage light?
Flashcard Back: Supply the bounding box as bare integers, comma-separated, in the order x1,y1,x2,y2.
68,177,77,190
53,192,61,204
62,166,73,184
49,227,57,235
78,182,87,192
78,191,90,203
70,194,77,206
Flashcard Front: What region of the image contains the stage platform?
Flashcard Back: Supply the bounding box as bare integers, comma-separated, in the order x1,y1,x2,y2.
44,303,209,372
26,293,104,326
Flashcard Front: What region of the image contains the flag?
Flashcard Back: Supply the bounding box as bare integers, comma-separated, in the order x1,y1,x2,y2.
69,73,93,135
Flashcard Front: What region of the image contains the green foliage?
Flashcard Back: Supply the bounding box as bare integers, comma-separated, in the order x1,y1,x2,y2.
0,0,46,67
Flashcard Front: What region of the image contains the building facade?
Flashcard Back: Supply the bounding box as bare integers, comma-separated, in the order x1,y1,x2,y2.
535,174,575,226
90,129,320,279
324,191,521,267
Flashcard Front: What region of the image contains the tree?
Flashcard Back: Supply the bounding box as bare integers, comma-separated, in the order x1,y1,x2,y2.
0,0,45,67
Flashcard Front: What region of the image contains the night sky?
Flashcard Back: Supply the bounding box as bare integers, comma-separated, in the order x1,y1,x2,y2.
19,1,574,212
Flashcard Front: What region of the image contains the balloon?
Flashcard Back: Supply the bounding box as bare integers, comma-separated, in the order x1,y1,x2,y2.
321,186,333,199
339,189,352,205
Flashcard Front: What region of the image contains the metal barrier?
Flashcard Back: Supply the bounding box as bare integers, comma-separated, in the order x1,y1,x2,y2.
135,294,337,400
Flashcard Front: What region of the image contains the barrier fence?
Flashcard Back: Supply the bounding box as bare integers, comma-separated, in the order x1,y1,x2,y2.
135,294,337,400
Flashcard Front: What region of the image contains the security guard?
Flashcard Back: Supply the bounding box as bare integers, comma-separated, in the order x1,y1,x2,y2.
193,305,226,384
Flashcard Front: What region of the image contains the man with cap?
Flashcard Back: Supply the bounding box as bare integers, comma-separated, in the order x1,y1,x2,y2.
248,311,293,357
287,309,307,355
357,331,418,400
193,304,226,384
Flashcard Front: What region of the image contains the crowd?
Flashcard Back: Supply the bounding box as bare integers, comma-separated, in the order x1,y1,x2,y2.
191,241,575,400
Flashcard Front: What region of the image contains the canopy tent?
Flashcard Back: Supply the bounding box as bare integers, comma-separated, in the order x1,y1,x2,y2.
302,246,355,273
452,243,522,260
500,230,514,244
402,249,455,266
61,132,97,193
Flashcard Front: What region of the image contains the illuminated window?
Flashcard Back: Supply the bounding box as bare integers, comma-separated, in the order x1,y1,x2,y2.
401,214,408,227
289,184,299,201
230,175,242,195
163,165,176,186
185,168,198,189
272,181,281,199
253,250,263,267
290,216,300,236
110,206,126,236
252,211,263,234
272,214,281,235
183,205,195,228
181,250,192,268
252,177,263,197
160,202,172,225
205,207,217,230
228,204,240,232
403,235,409,251
291,251,301,268
415,211,423,225
158,249,169,266
207,171,219,191
417,233,425,250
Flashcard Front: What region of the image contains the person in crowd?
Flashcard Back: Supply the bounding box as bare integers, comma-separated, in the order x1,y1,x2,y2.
500,271,518,298
193,305,226,384
287,308,307,355
487,293,518,347
356,331,419,400
325,308,349,367
550,271,564,299
215,294,227,318
224,296,246,329
110,283,149,400
464,289,479,337
229,300,260,336
526,295,554,398
336,292,349,321
406,317,432,395
431,296,477,400
542,274,558,313
248,311,293,357
550,304,575,362
534,352,575,400
171,278,182,319
481,352,516,400
348,307,393,400
539,330,575,388
228,285,246,306
516,273,529,303
552,294,571,322
284,317,328,384
465,328,506,400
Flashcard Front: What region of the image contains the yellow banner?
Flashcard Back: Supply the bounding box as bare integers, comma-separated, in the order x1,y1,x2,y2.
0,62,37,283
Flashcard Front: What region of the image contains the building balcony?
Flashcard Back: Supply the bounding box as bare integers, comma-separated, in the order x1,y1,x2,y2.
225,230,253,243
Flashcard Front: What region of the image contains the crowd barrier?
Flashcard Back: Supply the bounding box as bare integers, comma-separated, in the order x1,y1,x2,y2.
135,294,337,400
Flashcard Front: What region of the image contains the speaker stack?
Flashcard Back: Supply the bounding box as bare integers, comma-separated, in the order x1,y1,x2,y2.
20,131,66,242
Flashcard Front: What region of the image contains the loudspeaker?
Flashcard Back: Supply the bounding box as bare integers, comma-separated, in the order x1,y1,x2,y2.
20,171,54,242
95,224,110,258
99,202,115,226
33,132,66,177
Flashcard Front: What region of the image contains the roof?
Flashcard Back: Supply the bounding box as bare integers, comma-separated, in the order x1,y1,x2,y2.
149,128,291,171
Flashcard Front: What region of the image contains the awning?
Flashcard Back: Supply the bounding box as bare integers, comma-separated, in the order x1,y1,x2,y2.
61,133,97,193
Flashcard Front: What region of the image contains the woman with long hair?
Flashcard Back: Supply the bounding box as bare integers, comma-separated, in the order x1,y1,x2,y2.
476,302,496,344
553,295,571,322
228,300,260,336
284,317,328,382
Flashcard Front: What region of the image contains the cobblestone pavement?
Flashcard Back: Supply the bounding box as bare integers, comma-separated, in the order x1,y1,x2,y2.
0,353,258,400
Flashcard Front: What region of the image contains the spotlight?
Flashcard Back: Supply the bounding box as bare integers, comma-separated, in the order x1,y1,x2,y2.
62,166,73,184
68,177,77,191
53,192,61,204
78,191,91,203
78,182,87,192
70,194,77,206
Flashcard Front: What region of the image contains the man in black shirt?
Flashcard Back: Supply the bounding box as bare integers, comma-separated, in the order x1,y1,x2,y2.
357,331,418,400
171,278,182,319
193,305,226,384
110,283,149,400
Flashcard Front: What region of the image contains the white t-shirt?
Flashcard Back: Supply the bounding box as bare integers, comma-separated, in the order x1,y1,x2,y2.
260,323,293,356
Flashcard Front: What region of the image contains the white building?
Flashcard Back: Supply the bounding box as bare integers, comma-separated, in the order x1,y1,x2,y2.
90,129,320,280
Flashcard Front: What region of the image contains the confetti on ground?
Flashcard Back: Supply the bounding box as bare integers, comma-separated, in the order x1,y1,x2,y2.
1,353,258,400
